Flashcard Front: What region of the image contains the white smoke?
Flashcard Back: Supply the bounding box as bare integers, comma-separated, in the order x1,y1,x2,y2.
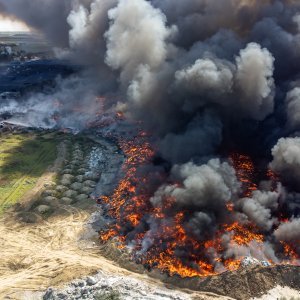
105,0,175,84
67,0,117,67
175,58,234,99
285,87,300,131
239,190,279,231
235,43,275,121
270,137,300,187
274,218,300,243
151,159,240,208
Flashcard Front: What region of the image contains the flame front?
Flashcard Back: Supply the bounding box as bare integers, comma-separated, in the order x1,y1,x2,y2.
98,135,299,278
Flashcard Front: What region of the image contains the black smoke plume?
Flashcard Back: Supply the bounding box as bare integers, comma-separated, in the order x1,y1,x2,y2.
1,0,300,272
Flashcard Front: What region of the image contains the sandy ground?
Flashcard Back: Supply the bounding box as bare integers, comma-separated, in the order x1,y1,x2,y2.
0,207,99,299
252,286,300,300
0,200,234,300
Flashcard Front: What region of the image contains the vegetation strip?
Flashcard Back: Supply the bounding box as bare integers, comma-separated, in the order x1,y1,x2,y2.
0,133,58,214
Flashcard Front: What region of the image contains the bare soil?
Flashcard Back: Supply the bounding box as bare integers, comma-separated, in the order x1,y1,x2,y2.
160,264,300,300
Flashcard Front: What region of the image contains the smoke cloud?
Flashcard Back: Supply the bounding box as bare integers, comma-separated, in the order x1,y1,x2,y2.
270,137,300,188
105,0,175,84
285,87,300,131
149,159,240,243
235,43,275,120
239,190,279,231
0,0,73,47
153,159,240,209
66,0,117,67
274,218,300,243
0,0,300,271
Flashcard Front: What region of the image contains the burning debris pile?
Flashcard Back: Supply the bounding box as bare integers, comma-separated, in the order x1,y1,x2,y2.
0,0,300,282
96,129,299,278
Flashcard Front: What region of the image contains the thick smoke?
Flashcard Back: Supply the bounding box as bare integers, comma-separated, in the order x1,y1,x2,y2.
0,0,73,47
105,0,175,84
238,190,279,231
274,218,300,244
235,43,275,120
148,159,240,247
1,0,300,270
174,58,234,100
286,87,300,131
66,0,117,67
270,137,300,188
174,43,275,120
159,110,223,164
151,159,240,209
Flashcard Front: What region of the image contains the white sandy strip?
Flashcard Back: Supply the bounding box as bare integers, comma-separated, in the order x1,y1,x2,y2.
252,286,300,300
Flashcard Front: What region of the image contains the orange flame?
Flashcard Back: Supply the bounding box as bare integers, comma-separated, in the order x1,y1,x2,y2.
98,138,299,278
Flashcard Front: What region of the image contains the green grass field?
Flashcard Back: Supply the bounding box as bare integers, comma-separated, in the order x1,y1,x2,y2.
0,133,58,214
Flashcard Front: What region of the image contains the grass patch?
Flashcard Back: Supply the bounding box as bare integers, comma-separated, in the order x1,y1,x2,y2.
0,133,58,215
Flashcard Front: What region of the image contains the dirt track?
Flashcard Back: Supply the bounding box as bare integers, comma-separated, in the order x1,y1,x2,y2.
0,206,154,298
0,205,235,300
0,207,104,298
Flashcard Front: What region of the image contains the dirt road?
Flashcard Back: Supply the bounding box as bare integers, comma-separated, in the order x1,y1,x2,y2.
0,205,234,300
0,206,140,299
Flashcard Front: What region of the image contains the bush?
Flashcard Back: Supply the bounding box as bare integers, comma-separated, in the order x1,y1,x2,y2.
94,290,121,300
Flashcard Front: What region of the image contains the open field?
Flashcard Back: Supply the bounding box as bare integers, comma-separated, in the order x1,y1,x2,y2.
0,205,222,300
0,133,58,215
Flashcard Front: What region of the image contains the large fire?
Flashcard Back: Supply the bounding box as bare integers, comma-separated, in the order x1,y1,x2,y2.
98,131,299,278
